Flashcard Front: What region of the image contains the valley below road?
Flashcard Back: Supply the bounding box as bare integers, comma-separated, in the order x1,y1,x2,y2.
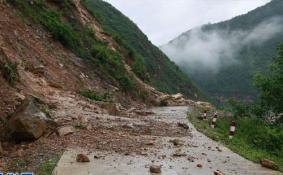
53,106,280,175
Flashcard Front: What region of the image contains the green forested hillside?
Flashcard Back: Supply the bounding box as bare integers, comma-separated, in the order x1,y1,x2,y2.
162,0,283,101
82,0,200,99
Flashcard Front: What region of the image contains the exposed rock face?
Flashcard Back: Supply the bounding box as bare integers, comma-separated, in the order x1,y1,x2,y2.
260,159,279,170
6,97,55,141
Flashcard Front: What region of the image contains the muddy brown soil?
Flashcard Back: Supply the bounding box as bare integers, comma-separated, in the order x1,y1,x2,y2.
0,90,188,173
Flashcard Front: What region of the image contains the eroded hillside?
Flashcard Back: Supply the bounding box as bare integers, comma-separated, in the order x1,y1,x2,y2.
0,0,203,172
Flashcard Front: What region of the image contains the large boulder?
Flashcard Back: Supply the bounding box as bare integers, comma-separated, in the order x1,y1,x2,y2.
101,103,125,116
7,96,55,141
158,93,189,106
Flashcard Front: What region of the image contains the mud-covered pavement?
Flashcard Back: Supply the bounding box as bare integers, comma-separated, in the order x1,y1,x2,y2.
53,106,281,175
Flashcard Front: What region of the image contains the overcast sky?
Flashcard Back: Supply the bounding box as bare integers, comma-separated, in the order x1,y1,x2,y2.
104,0,271,45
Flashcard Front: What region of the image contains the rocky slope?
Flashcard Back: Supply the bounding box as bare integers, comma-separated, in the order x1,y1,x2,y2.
0,0,206,172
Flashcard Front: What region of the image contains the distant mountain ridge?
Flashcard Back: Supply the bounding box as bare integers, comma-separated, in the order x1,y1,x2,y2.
82,0,201,99
161,0,283,100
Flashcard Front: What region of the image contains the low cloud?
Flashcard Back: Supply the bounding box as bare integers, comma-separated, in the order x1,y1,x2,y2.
161,17,283,73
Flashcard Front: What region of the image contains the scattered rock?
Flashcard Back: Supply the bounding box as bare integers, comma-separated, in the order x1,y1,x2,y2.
196,164,203,168
140,152,148,156
7,97,56,141
169,139,184,146
214,170,225,175
122,123,134,129
76,154,90,163
150,165,161,173
173,152,187,157
216,147,222,152
187,156,196,162
135,110,155,116
207,159,212,163
86,124,93,131
173,149,187,157
15,92,26,101
58,126,75,136
16,148,24,157
158,155,166,159
177,122,190,129
102,103,124,116
145,141,155,146
31,65,46,75
260,159,279,170
94,155,102,159
78,116,88,124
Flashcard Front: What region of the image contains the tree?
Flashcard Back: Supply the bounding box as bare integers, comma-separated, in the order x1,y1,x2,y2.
254,45,283,114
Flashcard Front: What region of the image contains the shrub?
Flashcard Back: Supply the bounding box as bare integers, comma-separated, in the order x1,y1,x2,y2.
1,61,18,85
80,90,106,101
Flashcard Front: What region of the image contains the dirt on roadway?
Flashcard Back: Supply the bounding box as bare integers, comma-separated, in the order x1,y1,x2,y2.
53,106,281,175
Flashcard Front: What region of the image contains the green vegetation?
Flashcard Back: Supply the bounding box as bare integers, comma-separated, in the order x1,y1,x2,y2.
254,45,283,114
80,90,108,101
8,0,135,92
190,45,283,170
188,109,283,171
37,154,61,175
74,123,87,129
166,0,283,100
0,61,18,85
82,0,201,99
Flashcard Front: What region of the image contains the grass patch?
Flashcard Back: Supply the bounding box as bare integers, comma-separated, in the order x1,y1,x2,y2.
0,61,18,85
188,109,283,171
80,90,108,102
37,154,61,175
74,123,87,129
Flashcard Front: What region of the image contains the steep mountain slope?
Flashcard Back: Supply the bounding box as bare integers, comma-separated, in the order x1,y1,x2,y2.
0,1,204,171
82,0,200,99
2,0,201,103
0,0,201,128
161,0,283,100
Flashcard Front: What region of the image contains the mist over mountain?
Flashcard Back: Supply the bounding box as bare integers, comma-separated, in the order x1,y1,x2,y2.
161,0,283,100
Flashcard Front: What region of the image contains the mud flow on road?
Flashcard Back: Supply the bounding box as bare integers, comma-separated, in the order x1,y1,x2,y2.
53,107,281,175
